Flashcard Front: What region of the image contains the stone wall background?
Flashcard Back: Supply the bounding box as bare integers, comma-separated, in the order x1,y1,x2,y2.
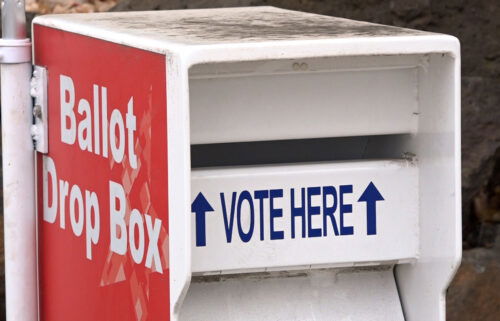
0,0,499,320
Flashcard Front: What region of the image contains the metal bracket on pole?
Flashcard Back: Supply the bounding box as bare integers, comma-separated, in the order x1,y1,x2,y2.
0,38,31,63
30,65,48,153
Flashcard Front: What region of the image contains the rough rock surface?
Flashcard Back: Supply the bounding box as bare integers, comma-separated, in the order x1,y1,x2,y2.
447,227,500,321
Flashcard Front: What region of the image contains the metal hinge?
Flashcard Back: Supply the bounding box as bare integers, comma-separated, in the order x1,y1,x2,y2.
30,65,48,153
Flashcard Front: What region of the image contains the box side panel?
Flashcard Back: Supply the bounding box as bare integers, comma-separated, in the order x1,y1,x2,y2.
34,25,169,321
396,52,461,321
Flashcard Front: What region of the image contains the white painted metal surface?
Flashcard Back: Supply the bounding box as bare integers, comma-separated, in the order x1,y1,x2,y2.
190,65,418,144
180,267,405,321
1,1,38,321
396,48,462,321
30,66,48,153
33,7,461,321
32,7,427,46
191,160,419,274
1,63,38,321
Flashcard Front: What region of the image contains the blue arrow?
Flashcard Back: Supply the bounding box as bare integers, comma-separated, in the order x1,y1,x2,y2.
357,182,385,235
191,192,214,247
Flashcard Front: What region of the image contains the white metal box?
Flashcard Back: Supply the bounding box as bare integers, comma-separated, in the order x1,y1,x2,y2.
33,7,461,321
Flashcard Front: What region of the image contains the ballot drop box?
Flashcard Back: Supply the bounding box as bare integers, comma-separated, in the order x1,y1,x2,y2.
33,7,461,321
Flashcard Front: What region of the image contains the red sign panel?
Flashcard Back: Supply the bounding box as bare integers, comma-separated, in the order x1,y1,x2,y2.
34,25,169,321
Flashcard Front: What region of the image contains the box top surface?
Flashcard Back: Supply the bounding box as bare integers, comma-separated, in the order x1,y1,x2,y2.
34,7,457,64
34,7,432,45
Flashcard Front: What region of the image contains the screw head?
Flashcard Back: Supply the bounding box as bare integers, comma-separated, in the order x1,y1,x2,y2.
33,105,42,118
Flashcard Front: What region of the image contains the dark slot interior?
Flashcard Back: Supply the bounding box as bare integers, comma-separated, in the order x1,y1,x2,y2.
191,134,413,168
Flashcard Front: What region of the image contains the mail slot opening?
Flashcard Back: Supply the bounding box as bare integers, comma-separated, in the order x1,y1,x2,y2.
191,134,413,168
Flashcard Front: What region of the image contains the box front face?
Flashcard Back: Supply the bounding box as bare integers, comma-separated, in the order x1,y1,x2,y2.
191,160,419,273
34,25,169,321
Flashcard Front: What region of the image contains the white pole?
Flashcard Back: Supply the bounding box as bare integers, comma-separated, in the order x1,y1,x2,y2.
1,1,38,320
